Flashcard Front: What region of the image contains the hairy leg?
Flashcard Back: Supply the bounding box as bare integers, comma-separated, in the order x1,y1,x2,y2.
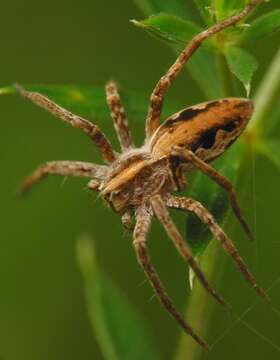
145,0,261,138
150,194,228,308
16,85,116,164
133,206,208,350
172,148,253,240
87,179,101,191
106,81,134,151
20,161,108,194
166,195,269,301
121,211,134,231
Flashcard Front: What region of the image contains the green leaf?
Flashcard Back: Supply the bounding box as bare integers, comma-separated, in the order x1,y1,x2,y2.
0,83,182,153
133,0,192,19
186,142,244,256
132,15,223,98
0,84,182,123
225,46,258,96
132,14,201,46
0,84,148,122
257,139,280,170
194,0,213,24
77,235,160,360
240,9,280,43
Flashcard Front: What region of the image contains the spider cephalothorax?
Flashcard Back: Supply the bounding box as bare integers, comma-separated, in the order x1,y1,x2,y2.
18,0,267,350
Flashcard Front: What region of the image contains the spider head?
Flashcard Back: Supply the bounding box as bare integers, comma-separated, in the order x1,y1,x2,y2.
101,186,131,213
99,156,148,213
100,155,171,213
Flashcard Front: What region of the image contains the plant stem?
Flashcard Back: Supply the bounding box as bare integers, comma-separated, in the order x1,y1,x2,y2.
248,47,280,134
174,46,280,360
216,53,234,97
174,239,227,360
175,42,238,360
174,47,280,360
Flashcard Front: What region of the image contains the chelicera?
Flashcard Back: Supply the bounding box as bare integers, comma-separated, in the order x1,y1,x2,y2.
17,0,267,350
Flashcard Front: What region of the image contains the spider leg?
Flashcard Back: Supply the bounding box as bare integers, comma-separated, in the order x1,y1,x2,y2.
121,211,134,231
20,161,108,194
16,84,116,164
105,81,134,151
150,194,229,309
173,148,253,240
133,206,209,350
87,179,101,191
166,195,269,302
145,0,260,138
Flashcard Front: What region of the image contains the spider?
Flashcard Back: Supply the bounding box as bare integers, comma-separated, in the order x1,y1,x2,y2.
17,0,267,350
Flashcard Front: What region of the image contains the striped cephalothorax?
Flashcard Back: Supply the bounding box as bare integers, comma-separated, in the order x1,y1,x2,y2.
18,0,267,350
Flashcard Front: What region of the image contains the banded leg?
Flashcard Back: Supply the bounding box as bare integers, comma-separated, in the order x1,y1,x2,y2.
16,84,116,164
145,0,261,138
166,195,269,302
150,195,228,308
133,206,209,350
20,161,108,194
173,148,253,240
106,81,134,150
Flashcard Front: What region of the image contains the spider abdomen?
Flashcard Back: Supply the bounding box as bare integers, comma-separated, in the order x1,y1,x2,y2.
150,98,253,163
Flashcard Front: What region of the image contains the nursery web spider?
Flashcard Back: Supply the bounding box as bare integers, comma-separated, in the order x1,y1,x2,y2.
17,0,267,350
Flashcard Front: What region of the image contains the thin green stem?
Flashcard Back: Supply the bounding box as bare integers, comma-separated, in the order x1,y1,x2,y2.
216,52,234,97
174,45,280,359
214,0,225,21
248,47,280,134
174,30,250,359
174,45,280,360
175,240,227,360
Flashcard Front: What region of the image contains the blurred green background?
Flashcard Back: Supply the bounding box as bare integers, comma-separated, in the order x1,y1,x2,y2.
1,1,280,359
